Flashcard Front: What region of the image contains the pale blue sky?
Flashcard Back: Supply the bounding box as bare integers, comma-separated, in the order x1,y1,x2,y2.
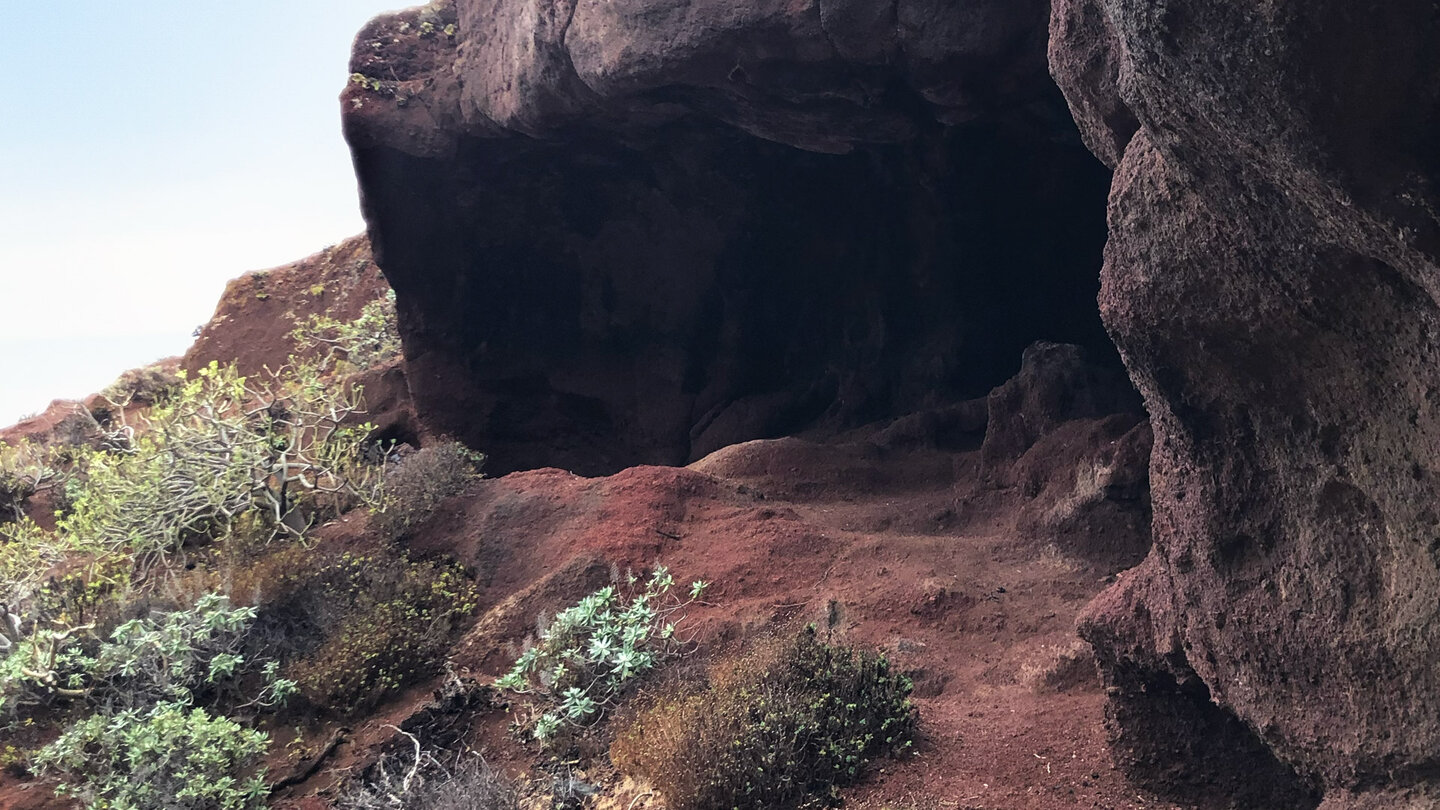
0,1,391,425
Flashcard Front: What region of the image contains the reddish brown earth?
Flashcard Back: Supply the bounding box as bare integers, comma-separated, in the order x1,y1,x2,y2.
179,234,419,445
257,418,1168,810
238,344,1157,810
0,334,1170,809
182,235,388,380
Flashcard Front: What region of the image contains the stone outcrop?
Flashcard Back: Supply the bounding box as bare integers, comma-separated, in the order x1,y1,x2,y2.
982,342,1152,571
1050,0,1440,806
342,0,1117,475
343,0,1440,803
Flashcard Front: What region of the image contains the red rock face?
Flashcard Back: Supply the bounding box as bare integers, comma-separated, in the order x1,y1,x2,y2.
342,0,1119,476
1051,1,1440,806
342,0,1440,802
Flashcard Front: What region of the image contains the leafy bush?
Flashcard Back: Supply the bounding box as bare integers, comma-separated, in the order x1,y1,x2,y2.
0,517,81,611
0,593,294,723
60,361,381,571
611,628,917,810
496,567,707,743
371,442,485,540
34,701,271,810
97,362,182,409
1,594,291,809
234,548,478,714
0,439,62,522
292,289,402,372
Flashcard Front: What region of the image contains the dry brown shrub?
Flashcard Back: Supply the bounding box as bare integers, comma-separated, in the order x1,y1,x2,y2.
371,442,484,541
227,545,478,714
611,628,916,810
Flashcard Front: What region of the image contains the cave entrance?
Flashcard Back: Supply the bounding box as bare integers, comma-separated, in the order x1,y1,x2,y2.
362,116,1116,475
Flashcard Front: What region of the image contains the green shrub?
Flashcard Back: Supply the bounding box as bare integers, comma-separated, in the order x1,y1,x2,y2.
611,628,917,810
236,548,478,713
34,701,271,810
496,567,707,743
0,593,294,723
371,442,485,540
3,594,291,808
0,439,62,522
0,517,83,611
60,361,381,570
291,289,401,372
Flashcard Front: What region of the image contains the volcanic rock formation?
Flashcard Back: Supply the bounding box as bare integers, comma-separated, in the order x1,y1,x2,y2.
343,0,1440,805
341,0,1117,475
1050,1,1440,807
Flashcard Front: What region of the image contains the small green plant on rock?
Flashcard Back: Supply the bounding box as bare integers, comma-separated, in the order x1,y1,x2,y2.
35,701,271,810
349,72,385,93
496,567,708,744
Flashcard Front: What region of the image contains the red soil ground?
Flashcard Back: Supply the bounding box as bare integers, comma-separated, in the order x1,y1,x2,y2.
255,430,1181,810
0,430,1177,810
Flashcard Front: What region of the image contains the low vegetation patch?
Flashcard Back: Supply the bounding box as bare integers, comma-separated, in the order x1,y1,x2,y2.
372,441,485,541
234,547,479,714
612,627,917,810
1,594,292,809
97,361,183,409
497,567,708,744
0,288,499,808
291,288,402,372
36,701,272,810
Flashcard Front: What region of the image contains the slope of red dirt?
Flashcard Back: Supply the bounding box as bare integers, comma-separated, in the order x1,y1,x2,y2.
255,424,1181,810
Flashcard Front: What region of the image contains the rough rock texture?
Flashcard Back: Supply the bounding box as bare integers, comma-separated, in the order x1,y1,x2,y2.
980,341,1141,469
1051,0,1440,805
0,400,103,453
980,342,1152,570
343,0,1117,475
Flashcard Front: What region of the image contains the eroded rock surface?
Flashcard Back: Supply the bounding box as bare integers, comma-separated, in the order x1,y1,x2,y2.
1051,0,1440,805
343,0,1116,475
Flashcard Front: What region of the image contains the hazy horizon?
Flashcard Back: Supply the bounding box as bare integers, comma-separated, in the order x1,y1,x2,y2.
0,1,388,427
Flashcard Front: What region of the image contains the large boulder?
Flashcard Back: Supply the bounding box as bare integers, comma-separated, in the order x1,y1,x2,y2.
342,0,1118,475
1051,0,1440,806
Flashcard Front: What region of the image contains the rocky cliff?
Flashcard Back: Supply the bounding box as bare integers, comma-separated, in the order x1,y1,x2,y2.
1050,1,1440,807
343,0,1440,806
341,0,1116,475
